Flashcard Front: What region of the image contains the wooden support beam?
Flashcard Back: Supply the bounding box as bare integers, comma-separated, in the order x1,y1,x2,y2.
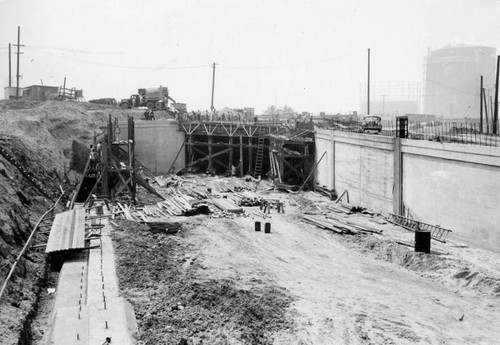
282,158,306,180
187,148,231,167
208,135,213,172
167,141,186,174
240,135,243,177
213,157,229,170
229,136,233,168
248,136,253,174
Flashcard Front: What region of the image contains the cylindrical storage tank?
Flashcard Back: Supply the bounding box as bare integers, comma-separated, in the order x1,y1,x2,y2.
415,231,431,254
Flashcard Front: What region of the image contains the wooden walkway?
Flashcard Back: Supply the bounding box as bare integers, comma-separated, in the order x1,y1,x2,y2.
45,208,86,253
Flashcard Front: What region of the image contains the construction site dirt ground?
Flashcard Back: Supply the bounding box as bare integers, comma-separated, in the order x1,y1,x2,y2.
1,101,499,344
101,184,500,345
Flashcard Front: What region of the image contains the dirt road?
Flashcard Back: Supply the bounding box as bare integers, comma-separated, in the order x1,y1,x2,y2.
184,207,500,344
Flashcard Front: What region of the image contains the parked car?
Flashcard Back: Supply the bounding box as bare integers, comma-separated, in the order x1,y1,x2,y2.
361,115,382,133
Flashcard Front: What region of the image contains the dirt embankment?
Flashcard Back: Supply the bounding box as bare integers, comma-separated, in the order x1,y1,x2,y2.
112,218,295,345
0,100,139,344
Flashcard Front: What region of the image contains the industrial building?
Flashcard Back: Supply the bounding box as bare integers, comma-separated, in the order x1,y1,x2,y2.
424,44,497,119
359,81,421,117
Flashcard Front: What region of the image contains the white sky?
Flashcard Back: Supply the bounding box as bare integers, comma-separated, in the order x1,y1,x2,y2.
1,0,499,114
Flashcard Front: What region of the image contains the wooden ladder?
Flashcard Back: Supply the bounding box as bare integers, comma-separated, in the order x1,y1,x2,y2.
254,128,265,178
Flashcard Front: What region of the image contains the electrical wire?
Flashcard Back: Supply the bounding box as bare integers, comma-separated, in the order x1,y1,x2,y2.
25,49,211,71
220,50,365,70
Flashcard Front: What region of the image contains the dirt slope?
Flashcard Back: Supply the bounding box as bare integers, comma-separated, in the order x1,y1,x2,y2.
0,100,137,344
112,186,500,344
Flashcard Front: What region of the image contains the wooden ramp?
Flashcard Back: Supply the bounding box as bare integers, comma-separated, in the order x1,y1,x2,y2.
46,208,86,253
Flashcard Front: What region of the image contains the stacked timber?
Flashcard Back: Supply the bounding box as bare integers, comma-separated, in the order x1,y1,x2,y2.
212,198,244,214
300,215,354,234
314,184,337,200
159,194,200,216
208,178,256,193
225,191,262,206
325,213,383,234
301,213,383,235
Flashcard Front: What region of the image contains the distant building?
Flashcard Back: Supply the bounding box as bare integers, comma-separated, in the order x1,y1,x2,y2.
405,113,437,121
21,85,59,101
3,86,17,99
359,81,421,116
424,44,496,119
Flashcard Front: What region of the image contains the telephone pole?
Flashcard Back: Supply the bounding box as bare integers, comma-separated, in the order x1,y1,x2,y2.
367,48,371,115
13,26,24,99
494,55,499,134
8,43,12,87
480,75,483,132
210,62,217,111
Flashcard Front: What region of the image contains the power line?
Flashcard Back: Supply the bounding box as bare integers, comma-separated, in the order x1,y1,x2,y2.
24,49,211,71
220,50,365,70
26,45,124,55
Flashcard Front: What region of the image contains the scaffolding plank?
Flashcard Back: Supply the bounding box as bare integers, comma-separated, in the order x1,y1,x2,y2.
46,208,86,253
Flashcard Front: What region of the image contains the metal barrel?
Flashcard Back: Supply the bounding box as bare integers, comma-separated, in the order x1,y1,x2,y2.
264,222,271,233
415,230,431,253
255,221,261,232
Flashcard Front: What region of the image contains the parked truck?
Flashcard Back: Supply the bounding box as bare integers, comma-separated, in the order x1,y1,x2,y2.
119,86,178,110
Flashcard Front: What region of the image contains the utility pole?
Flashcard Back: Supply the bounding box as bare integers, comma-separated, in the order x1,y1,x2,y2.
367,48,371,115
210,62,217,112
480,76,483,132
494,55,500,134
8,43,11,87
13,26,24,99
483,87,489,134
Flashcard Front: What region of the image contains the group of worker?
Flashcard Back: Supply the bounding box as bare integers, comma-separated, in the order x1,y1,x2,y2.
143,109,155,121
177,111,258,124
89,142,102,173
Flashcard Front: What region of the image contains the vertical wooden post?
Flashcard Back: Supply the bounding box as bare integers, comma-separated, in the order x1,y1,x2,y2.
128,116,136,204
228,136,233,172
239,135,243,177
208,135,213,173
480,75,483,132
393,137,403,215
187,134,193,166
248,136,253,175
494,55,500,134
107,114,113,201
101,141,108,197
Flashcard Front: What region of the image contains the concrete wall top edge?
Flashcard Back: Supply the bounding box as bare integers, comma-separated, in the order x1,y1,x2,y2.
401,139,500,167
315,129,394,145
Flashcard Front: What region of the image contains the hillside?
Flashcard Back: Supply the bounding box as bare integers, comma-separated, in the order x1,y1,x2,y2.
0,100,135,344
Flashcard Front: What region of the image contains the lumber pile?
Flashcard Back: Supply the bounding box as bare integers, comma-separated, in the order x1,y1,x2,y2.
325,213,383,234
301,213,383,235
212,198,244,214
314,184,337,200
208,178,256,193
300,215,355,234
225,191,262,206
326,202,367,214
158,194,209,216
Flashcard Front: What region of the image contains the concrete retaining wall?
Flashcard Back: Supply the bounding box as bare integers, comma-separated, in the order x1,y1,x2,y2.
315,128,500,252
119,120,185,175
315,130,394,213
401,140,500,251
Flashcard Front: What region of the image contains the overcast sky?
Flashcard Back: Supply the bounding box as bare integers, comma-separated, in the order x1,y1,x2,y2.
1,0,499,113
